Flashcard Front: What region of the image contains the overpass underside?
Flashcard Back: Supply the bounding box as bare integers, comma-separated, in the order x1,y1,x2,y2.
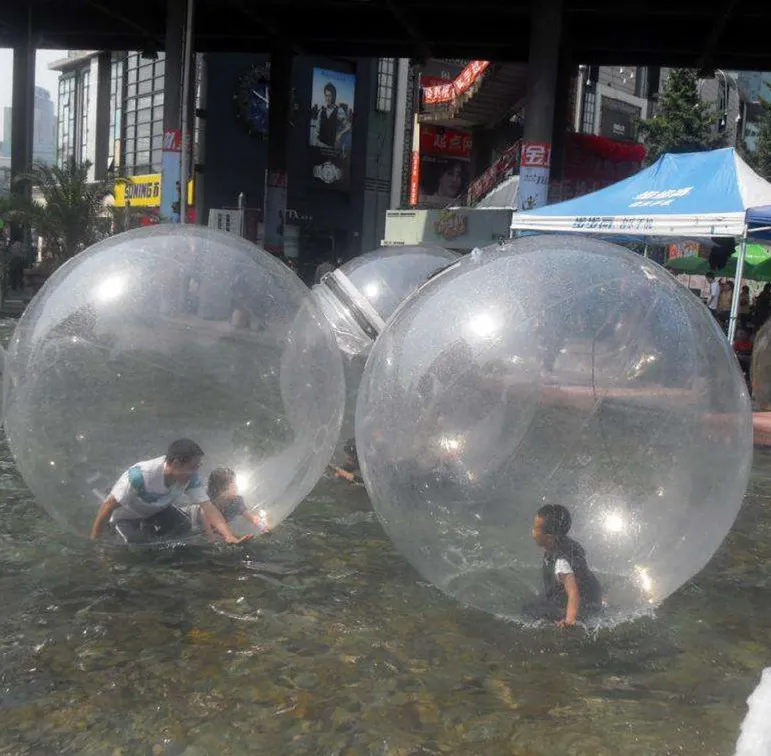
0,0,769,71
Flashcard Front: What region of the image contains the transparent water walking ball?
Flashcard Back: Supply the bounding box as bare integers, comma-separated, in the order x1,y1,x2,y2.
355,236,752,623
751,318,771,409
2,226,344,539
312,245,459,357
313,245,458,459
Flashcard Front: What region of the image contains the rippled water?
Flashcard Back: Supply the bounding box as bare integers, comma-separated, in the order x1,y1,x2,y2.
1,323,770,754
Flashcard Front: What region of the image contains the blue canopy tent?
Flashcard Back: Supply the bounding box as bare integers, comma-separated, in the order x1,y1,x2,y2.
510,148,771,342
748,205,771,242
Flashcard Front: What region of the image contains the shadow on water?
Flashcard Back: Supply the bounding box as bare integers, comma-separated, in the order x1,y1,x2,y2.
1,329,770,754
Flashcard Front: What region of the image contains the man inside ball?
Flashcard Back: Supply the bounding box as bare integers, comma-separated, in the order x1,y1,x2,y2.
525,504,603,627
183,466,270,542
89,438,253,545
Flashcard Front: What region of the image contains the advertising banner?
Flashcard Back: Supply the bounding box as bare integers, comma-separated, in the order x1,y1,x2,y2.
422,60,490,106
410,124,472,208
518,141,551,210
263,169,288,255
309,67,355,190
160,128,182,223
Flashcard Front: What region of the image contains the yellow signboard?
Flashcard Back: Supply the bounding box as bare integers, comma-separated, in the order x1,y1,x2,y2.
114,174,194,208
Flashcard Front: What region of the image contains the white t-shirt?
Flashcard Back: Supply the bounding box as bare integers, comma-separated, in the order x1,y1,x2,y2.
707,281,720,310
108,456,208,522
554,558,574,576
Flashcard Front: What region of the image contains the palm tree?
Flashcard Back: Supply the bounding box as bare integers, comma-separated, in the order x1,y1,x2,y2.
12,159,117,268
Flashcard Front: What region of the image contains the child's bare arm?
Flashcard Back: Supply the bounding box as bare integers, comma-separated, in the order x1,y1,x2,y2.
558,573,580,627
201,501,253,544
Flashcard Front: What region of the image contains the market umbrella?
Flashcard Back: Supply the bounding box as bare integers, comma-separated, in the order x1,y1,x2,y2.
666,243,771,278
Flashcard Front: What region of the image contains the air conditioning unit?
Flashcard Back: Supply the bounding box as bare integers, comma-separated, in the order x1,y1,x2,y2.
207,209,244,236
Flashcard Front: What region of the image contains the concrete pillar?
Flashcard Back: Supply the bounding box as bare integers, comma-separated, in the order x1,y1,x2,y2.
88,52,112,181
549,46,573,188
518,0,563,211
11,41,35,244
263,50,293,256
160,0,185,222
193,53,207,226
389,58,410,210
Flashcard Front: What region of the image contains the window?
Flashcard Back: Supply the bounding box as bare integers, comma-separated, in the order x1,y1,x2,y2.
582,89,597,135
107,53,125,172
376,58,395,112
57,74,77,166
79,69,90,164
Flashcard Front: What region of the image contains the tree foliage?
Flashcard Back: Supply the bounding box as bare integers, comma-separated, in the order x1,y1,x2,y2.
748,96,771,180
11,159,115,266
638,68,722,165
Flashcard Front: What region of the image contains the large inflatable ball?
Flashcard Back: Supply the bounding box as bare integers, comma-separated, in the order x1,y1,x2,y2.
751,318,771,409
313,245,458,459
355,236,752,623
312,245,459,357
3,226,344,539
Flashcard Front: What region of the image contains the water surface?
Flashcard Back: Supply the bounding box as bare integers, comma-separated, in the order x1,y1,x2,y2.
1,326,769,755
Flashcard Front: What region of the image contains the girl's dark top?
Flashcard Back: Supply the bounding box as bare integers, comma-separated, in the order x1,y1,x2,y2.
217,495,248,522
542,536,603,606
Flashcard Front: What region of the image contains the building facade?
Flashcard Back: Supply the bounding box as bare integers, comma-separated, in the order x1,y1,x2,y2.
203,53,397,273
49,50,398,276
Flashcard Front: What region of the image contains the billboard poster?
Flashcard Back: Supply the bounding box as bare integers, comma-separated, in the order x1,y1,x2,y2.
309,67,355,190
412,124,472,208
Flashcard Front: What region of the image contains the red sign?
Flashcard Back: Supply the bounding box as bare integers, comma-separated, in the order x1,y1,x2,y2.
409,151,421,206
521,141,552,169
422,60,490,105
419,125,472,160
467,140,521,205
163,129,182,153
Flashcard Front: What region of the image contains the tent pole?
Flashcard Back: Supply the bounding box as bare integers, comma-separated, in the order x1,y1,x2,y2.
727,226,748,344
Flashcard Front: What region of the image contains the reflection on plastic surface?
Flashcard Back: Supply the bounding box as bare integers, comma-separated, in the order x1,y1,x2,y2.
312,245,459,357
356,235,752,623
3,226,344,540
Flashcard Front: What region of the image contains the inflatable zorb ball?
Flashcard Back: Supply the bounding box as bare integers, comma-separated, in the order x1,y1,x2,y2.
3,226,344,539
312,246,459,357
751,319,771,409
312,245,459,455
356,235,752,623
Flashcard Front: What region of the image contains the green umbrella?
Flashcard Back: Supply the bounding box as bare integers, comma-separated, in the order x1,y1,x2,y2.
665,256,708,274
666,243,771,278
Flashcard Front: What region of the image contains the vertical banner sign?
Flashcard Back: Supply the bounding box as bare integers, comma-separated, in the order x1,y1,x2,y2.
309,67,356,190
160,129,182,223
264,169,288,255
518,141,551,211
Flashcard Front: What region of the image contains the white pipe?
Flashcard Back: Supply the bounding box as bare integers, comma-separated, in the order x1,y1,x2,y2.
727,226,748,344
179,0,195,225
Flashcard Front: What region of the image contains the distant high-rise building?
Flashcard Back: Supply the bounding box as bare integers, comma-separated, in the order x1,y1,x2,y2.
0,88,58,166
1,107,12,158
33,87,57,166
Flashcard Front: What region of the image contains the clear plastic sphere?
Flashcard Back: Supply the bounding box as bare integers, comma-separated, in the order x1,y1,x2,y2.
356,236,753,623
751,319,771,409
313,245,459,357
313,245,458,461
3,226,344,539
